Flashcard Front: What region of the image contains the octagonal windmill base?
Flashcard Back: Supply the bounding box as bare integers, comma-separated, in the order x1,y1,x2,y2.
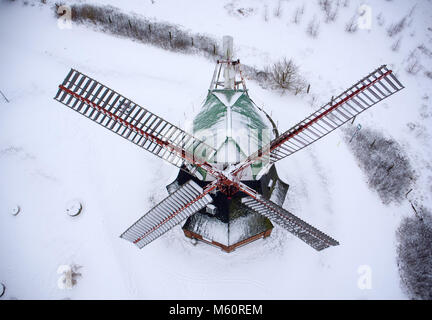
167,165,288,253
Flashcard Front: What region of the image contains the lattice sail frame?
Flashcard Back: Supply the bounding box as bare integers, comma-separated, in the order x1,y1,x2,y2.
121,180,215,248
241,196,339,251
232,65,404,176
54,69,216,171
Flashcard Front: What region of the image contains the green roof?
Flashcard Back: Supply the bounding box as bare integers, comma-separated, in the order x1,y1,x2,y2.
192,89,272,180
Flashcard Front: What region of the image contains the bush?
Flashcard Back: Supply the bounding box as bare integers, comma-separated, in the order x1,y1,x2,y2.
345,15,358,33
292,5,304,24
319,0,339,23
387,16,407,37
60,3,220,56
273,0,283,18
406,57,421,75
396,208,432,300
343,126,415,205
264,58,307,94
306,18,320,38
387,6,415,37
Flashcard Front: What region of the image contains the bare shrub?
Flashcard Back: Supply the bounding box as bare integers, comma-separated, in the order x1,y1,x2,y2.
387,6,415,37
306,17,320,38
343,126,415,205
406,57,421,75
63,4,219,56
425,70,432,80
396,208,432,300
391,37,402,52
319,0,339,23
319,0,331,13
273,0,283,18
52,3,307,95
345,15,358,33
387,16,407,37
224,2,255,18
292,5,305,24
264,58,307,94
376,12,385,26
263,4,269,22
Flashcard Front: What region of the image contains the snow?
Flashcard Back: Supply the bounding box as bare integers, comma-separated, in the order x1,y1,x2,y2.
1,0,431,299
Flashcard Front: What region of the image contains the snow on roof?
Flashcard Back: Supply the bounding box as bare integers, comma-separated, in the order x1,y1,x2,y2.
192,89,273,175
183,210,271,246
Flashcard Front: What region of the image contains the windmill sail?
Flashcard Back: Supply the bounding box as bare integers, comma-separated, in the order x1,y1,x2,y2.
232,65,404,175
54,69,216,170
121,180,214,248
241,196,339,251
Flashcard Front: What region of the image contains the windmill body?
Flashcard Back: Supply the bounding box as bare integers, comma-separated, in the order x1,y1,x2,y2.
173,36,286,251
53,36,404,253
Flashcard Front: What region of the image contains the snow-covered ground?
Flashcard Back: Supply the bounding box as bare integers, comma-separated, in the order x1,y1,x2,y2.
0,0,431,299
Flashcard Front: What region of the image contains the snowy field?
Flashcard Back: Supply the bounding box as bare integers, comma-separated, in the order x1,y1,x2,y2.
0,0,431,299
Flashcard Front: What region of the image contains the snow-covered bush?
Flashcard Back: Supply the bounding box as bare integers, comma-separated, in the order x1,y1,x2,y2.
396,208,432,300
263,4,269,22
264,58,307,94
417,44,432,58
387,7,415,37
376,13,385,27
54,3,307,96
292,5,305,24
391,38,402,52
343,126,415,205
273,1,283,18
57,264,82,290
0,283,5,298
345,15,358,33
224,2,255,18
306,17,320,38
60,3,219,56
341,0,350,8
387,16,408,37
319,0,338,23
406,57,421,75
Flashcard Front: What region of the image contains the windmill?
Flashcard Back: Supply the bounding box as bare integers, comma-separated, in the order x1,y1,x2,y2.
54,36,404,252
